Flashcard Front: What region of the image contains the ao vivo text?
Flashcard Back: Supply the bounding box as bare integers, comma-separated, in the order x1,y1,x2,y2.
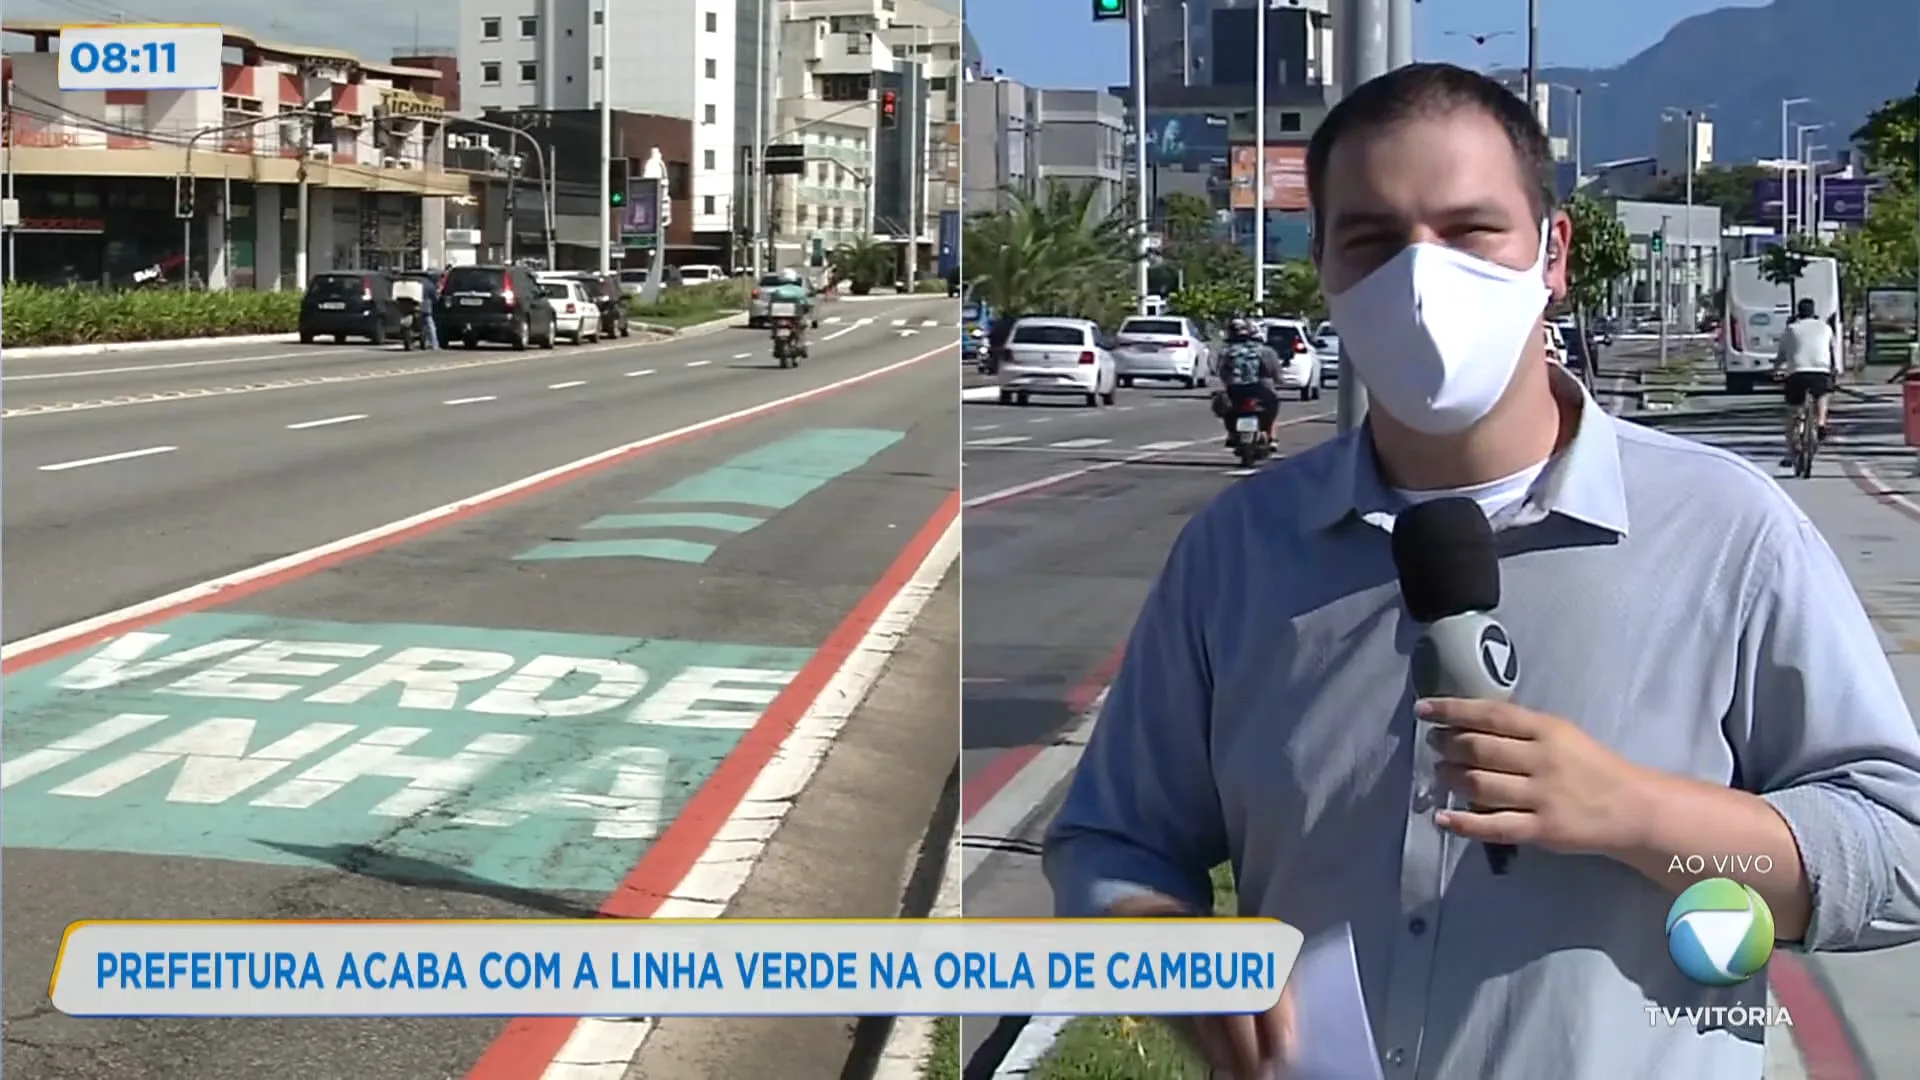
1666,854,1774,875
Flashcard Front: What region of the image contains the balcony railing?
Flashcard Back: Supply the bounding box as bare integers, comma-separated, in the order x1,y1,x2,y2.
3,114,438,169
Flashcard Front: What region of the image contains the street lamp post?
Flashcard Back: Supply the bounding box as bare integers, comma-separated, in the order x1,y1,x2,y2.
1132,0,1149,313
599,0,614,272
1779,98,1809,236
1795,123,1823,235
1253,0,1266,313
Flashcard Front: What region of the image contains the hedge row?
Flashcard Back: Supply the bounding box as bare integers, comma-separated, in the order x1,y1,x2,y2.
3,285,304,349
2,277,756,350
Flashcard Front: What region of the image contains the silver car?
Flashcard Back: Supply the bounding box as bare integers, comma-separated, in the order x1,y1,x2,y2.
747,273,785,328
1112,315,1210,389
1313,325,1340,388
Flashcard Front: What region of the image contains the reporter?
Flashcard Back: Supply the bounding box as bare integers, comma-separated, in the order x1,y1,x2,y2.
1044,63,1920,1080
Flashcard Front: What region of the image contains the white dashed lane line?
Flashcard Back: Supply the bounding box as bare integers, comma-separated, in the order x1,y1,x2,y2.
285,414,367,430
687,360,711,367
39,445,178,472
548,380,587,389
444,395,496,405
625,369,655,377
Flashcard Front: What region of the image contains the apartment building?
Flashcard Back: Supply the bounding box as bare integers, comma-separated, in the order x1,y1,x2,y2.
454,0,772,259
0,21,464,288
768,0,950,275
1148,0,1334,91
962,75,1126,221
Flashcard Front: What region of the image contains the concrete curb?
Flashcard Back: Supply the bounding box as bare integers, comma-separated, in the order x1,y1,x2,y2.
631,311,747,338
872,817,963,1080
5,333,298,359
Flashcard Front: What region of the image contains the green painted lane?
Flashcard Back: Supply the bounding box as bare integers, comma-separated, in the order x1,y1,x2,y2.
2,612,810,894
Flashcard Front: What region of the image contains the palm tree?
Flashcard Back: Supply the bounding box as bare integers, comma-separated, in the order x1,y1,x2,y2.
963,180,1135,327
828,236,895,295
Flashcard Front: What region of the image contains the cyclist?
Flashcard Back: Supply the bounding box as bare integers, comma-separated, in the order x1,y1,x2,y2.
1774,297,1837,466
1213,317,1282,445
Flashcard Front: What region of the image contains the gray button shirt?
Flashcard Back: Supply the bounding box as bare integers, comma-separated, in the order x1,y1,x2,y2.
1045,373,1920,1079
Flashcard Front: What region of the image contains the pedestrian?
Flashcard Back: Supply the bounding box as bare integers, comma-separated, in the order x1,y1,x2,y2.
418,270,440,350
1044,62,1920,1080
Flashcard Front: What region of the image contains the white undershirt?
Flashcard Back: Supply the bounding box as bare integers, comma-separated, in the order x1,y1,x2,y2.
1392,458,1550,520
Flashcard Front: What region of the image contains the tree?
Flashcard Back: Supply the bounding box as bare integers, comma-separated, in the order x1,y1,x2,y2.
962,180,1134,328
1760,240,1813,309
1851,87,1920,189
1645,164,1773,226
827,236,895,295
1264,261,1325,320
1562,193,1632,368
1159,192,1214,246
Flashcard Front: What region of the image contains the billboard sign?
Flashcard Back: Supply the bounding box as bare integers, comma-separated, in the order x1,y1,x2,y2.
1228,145,1309,211
621,177,659,246
1135,111,1231,170
1754,175,1877,222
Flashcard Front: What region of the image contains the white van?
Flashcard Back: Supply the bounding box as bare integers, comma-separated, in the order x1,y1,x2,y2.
677,264,724,285
1721,255,1843,394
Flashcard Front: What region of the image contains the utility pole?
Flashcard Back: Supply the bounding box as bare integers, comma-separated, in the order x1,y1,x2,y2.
1683,111,1694,332
1131,0,1150,313
599,0,613,272
752,0,767,273
1524,0,1540,110
295,114,311,286
503,152,519,263
1253,0,1265,312
1656,214,1669,366
1337,0,1388,434
1387,0,1413,68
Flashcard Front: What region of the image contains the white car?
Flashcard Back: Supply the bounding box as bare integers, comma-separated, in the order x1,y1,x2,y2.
536,276,601,344
1312,326,1340,388
996,316,1119,407
1261,318,1322,400
677,263,724,285
1113,315,1210,389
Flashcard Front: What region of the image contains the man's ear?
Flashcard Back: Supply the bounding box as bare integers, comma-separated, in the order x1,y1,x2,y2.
1544,210,1572,302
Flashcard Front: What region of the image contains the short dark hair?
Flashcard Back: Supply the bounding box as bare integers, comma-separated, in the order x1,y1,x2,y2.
1797,298,1817,318
1306,63,1556,232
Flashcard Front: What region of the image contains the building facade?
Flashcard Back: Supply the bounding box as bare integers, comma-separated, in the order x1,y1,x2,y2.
454,0,768,259
1,21,464,288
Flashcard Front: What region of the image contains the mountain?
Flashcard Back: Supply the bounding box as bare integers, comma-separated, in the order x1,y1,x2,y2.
1529,0,1919,167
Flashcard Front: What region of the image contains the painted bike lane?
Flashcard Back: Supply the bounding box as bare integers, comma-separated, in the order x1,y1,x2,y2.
1,351,960,1080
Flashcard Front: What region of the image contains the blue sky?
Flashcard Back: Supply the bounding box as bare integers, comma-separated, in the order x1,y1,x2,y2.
966,0,1768,87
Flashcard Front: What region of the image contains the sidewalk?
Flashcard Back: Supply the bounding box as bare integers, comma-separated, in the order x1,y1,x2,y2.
1648,389,1920,1080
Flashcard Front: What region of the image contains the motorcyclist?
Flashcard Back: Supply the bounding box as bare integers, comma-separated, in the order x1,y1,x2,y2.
767,268,813,355
1213,316,1282,444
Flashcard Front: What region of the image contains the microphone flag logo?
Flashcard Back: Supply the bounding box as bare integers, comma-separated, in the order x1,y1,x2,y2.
1666,878,1776,985
1477,623,1517,687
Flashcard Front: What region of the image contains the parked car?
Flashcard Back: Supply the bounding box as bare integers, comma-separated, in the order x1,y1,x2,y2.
1261,318,1322,400
536,275,602,344
1113,315,1210,389
677,263,724,286
569,271,631,337
995,316,1119,407
299,270,404,345
1555,318,1595,383
435,264,557,350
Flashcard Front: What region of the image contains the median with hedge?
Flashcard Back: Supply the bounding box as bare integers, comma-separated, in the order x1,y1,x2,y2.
4,278,752,350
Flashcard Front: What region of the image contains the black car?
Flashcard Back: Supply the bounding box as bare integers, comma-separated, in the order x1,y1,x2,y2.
435,264,557,350
299,270,405,345
569,271,631,338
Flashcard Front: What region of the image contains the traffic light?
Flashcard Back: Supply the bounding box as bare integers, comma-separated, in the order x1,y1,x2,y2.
174,174,193,219
608,158,630,207
1092,0,1126,20
1650,232,1664,253
879,89,898,129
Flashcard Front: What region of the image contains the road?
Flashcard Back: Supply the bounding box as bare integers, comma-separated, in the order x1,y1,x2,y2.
2,295,962,1080
957,380,1335,1068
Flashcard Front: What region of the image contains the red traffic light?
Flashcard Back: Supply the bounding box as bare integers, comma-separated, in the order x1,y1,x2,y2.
881,90,897,112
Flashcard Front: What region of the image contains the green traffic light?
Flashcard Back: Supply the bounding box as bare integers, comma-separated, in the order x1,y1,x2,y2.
611,192,626,206
1095,0,1123,11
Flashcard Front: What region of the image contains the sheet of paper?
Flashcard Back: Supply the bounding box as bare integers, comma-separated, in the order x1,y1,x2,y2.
1275,922,1387,1080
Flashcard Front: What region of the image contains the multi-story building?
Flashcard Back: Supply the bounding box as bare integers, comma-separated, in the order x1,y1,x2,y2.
1656,111,1714,179
1,20,464,288
1148,0,1334,92
962,74,1126,221
453,0,773,263
768,0,951,276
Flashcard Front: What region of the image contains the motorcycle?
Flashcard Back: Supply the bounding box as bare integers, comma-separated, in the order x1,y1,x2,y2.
1226,395,1273,466
770,313,804,368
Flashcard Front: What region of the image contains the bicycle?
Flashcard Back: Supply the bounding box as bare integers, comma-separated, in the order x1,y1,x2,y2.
1788,397,1820,478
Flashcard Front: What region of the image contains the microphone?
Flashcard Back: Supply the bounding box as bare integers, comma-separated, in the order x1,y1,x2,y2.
1390,497,1520,875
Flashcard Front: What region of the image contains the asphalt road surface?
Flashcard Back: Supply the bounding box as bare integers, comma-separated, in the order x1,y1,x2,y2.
2,296,960,1080
959,382,1337,1067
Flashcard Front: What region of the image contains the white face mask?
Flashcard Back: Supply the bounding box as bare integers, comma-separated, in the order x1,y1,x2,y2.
1324,225,1552,435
